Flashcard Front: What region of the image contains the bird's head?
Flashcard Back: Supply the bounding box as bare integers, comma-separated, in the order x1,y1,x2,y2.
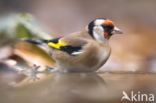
88,18,123,42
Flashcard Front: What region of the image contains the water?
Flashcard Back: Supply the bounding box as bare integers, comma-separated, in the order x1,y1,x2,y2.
0,72,156,103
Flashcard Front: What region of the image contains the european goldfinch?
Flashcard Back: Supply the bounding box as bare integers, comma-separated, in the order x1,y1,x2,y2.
25,18,123,72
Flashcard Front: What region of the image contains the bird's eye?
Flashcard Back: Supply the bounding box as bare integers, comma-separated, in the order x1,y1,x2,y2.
102,25,114,34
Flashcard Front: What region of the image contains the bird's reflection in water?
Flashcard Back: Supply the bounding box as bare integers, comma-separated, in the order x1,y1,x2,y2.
3,73,107,103
2,72,156,103
46,73,106,103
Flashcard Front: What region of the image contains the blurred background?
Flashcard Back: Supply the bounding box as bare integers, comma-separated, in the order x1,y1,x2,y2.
0,0,156,103
1,0,156,72
0,0,156,71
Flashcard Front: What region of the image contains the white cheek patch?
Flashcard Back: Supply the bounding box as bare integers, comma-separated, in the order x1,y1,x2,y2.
93,26,106,42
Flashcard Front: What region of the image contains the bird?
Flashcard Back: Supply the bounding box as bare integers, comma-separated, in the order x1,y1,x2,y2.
24,18,123,72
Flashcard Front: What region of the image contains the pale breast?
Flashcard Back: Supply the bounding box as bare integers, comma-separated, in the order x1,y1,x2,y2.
91,43,111,70
98,47,111,65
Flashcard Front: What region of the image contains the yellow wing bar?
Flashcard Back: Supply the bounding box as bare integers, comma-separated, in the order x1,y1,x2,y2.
48,40,67,49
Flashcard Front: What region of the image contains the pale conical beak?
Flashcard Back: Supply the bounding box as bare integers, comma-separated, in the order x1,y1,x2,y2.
112,27,123,34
